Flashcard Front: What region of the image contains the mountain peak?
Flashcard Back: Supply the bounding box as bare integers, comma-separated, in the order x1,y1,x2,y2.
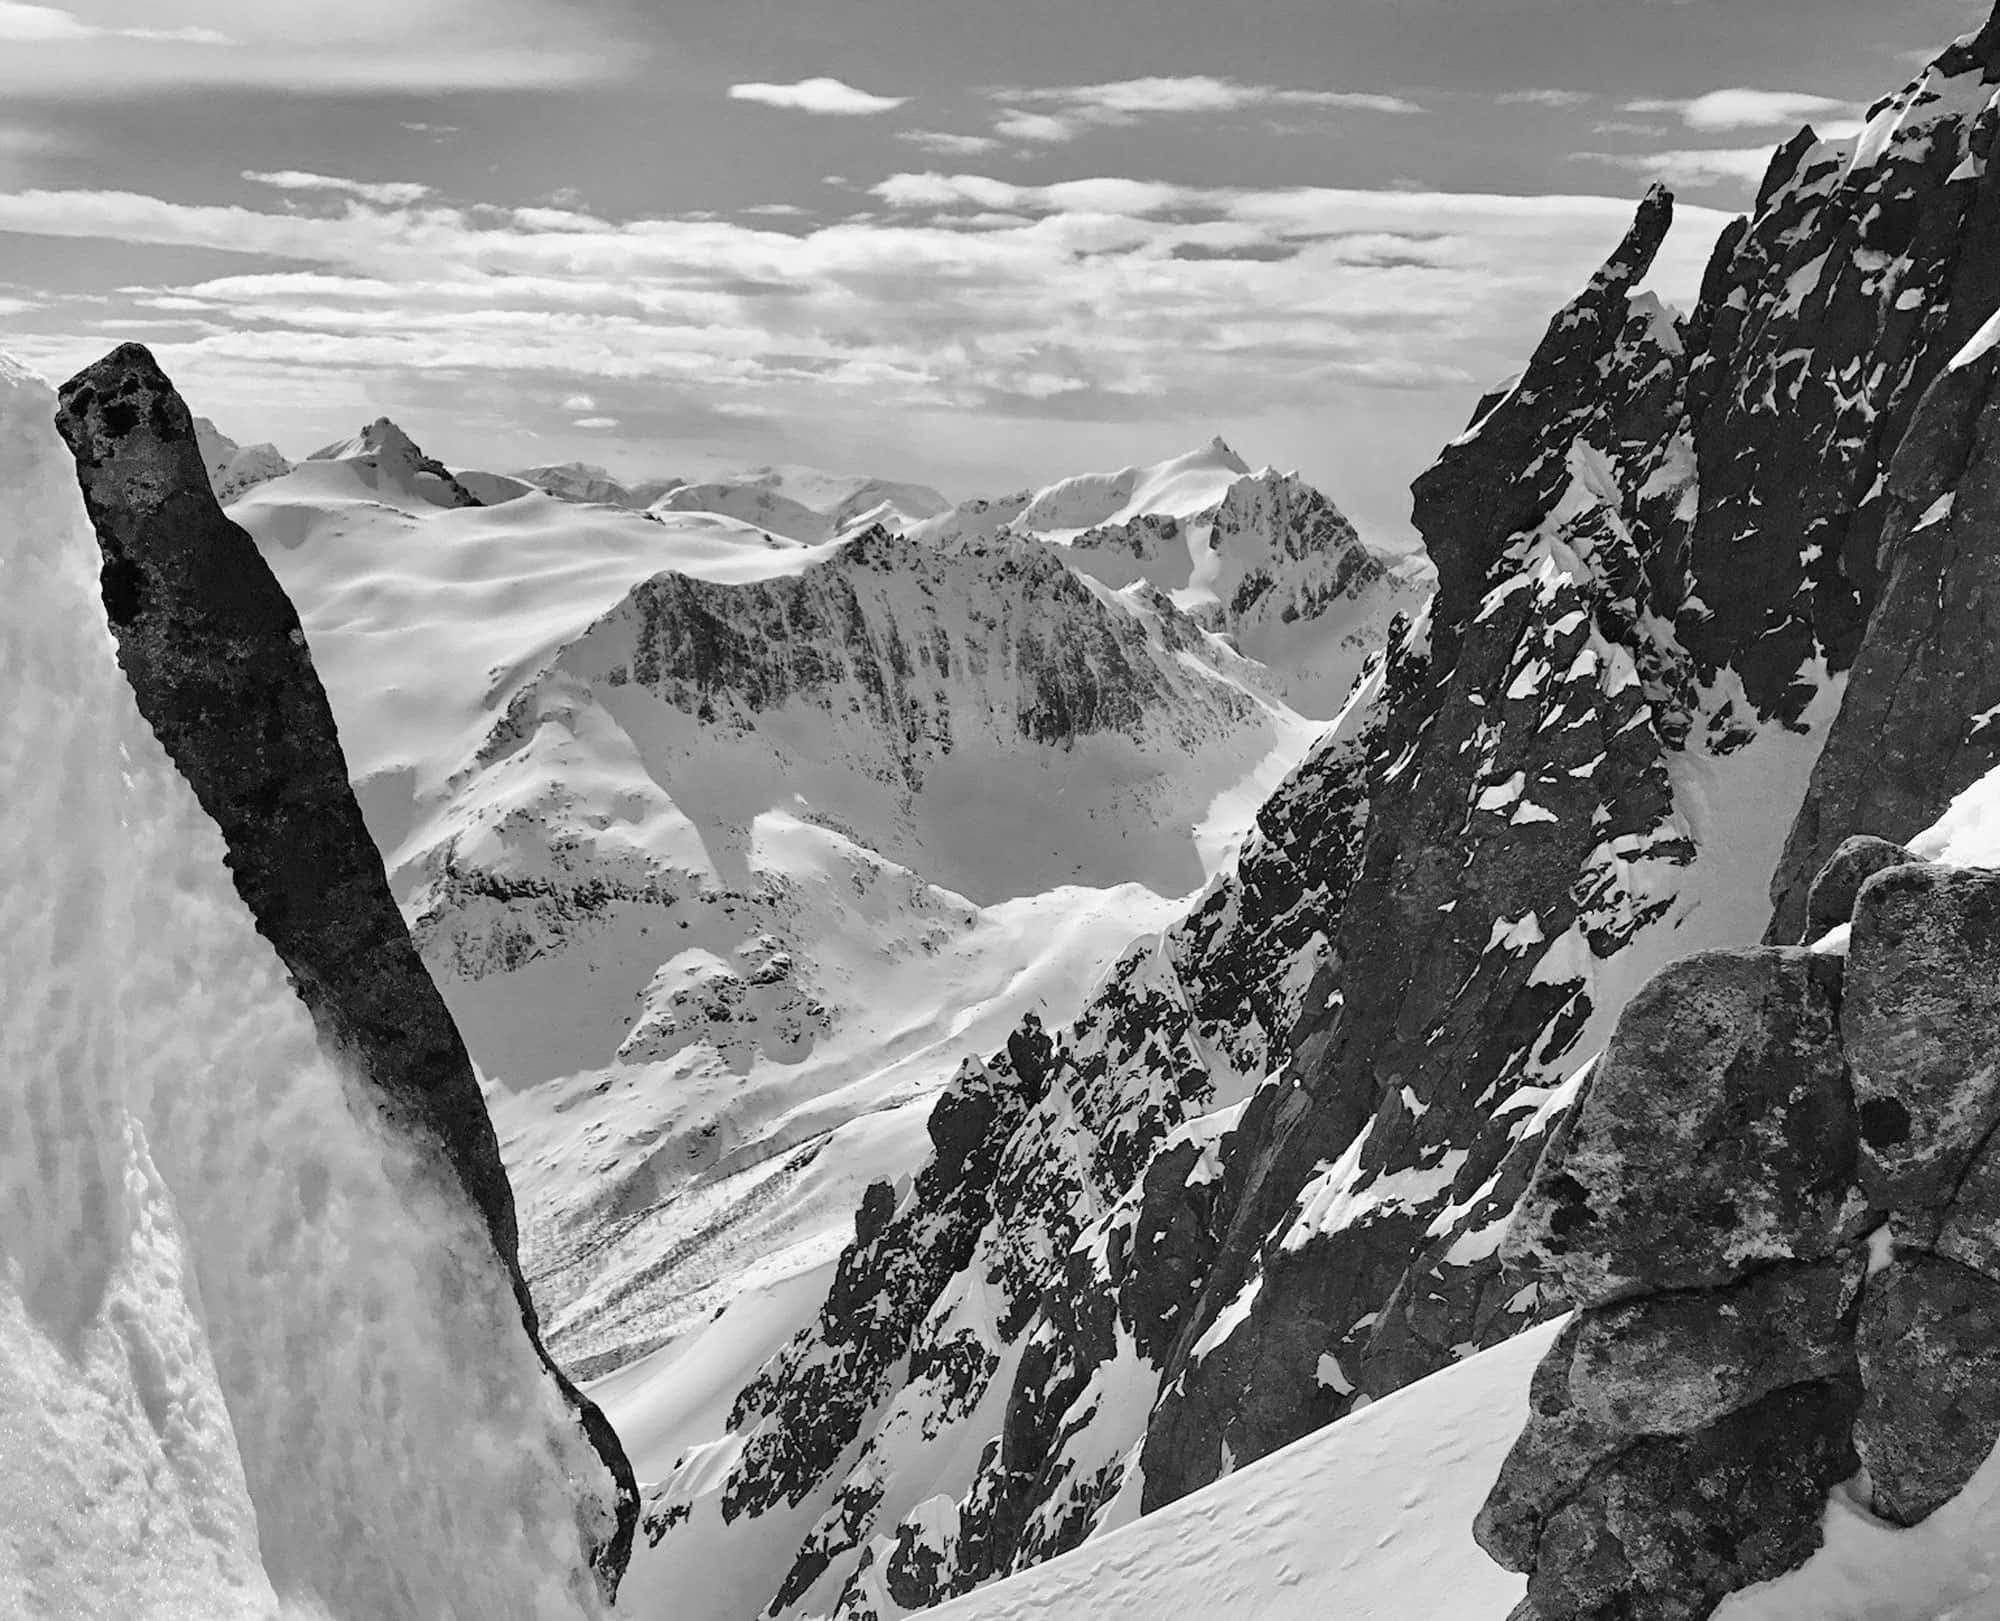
305,416,480,508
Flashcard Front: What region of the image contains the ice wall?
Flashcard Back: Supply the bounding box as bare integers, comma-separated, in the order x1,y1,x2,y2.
0,353,607,1617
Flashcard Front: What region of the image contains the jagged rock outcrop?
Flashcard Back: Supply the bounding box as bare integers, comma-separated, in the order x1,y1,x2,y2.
1764,14,2000,936
647,12,2000,1612
52,343,639,1598
1484,827,2000,1616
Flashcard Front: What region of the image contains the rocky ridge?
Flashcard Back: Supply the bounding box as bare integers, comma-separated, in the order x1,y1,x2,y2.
913,440,1424,717
648,11,2000,1615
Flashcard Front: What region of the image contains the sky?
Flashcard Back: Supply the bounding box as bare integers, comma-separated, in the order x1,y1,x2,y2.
0,0,1984,543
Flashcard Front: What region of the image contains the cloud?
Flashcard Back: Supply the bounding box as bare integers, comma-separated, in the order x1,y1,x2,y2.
573,415,619,429
1499,89,1593,109
728,78,906,115
988,75,1421,143
898,129,1004,156
0,3,229,43
245,170,434,206
1578,146,1784,188
0,171,1734,551
0,0,640,95
1626,88,1853,131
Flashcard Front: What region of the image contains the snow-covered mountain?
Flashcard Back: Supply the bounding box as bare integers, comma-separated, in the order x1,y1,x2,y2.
651,467,953,544
217,414,1412,1455
913,438,1427,716
627,12,2000,1620
192,414,290,503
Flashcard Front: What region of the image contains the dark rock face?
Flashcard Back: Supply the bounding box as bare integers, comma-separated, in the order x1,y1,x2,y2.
52,343,638,1598
1565,1259,1862,1436
1800,834,1920,940
1524,1379,1860,1621
1765,32,2000,937
1854,1252,2000,1524
1844,862,2000,1216
1488,839,2000,1614
1506,949,1858,1307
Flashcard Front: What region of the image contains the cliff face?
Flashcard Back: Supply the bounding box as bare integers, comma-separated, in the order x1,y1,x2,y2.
51,344,639,1598
653,12,2000,1616
1767,14,2000,934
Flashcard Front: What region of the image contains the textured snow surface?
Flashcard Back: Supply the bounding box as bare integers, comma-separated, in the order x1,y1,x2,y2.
0,353,607,1620
929,1319,1561,1621
927,1301,2000,1621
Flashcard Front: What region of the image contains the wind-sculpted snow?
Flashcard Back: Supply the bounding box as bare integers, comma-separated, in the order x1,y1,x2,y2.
652,13,2000,1613
0,351,617,1617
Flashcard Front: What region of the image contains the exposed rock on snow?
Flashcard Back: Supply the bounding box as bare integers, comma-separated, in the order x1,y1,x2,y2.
53,342,638,1596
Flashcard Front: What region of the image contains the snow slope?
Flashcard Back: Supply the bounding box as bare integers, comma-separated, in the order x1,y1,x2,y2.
230,424,1379,1407
927,1319,1561,1621
0,354,610,1618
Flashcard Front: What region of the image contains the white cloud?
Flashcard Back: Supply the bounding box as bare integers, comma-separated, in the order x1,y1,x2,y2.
728,78,906,115
898,129,1004,156
245,170,433,206
0,0,639,95
1499,89,1593,109
573,415,619,429
989,75,1421,143
1579,146,1784,188
0,172,1734,547
1626,88,1853,131
0,3,228,43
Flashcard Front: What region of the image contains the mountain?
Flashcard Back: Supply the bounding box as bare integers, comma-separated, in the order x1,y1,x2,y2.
192,414,290,503
635,12,2000,1618
221,429,1408,1468
518,460,657,507
307,415,483,508
912,438,1428,716
652,467,953,543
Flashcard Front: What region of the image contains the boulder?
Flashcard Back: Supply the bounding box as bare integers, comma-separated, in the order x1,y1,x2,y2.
1854,1251,2000,1525
1843,862,2000,1216
1800,836,1920,941
1566,1257,1862,1436
1524,1378,1859,1621
1507,948,1858,1306
1475,1320,1628,1574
